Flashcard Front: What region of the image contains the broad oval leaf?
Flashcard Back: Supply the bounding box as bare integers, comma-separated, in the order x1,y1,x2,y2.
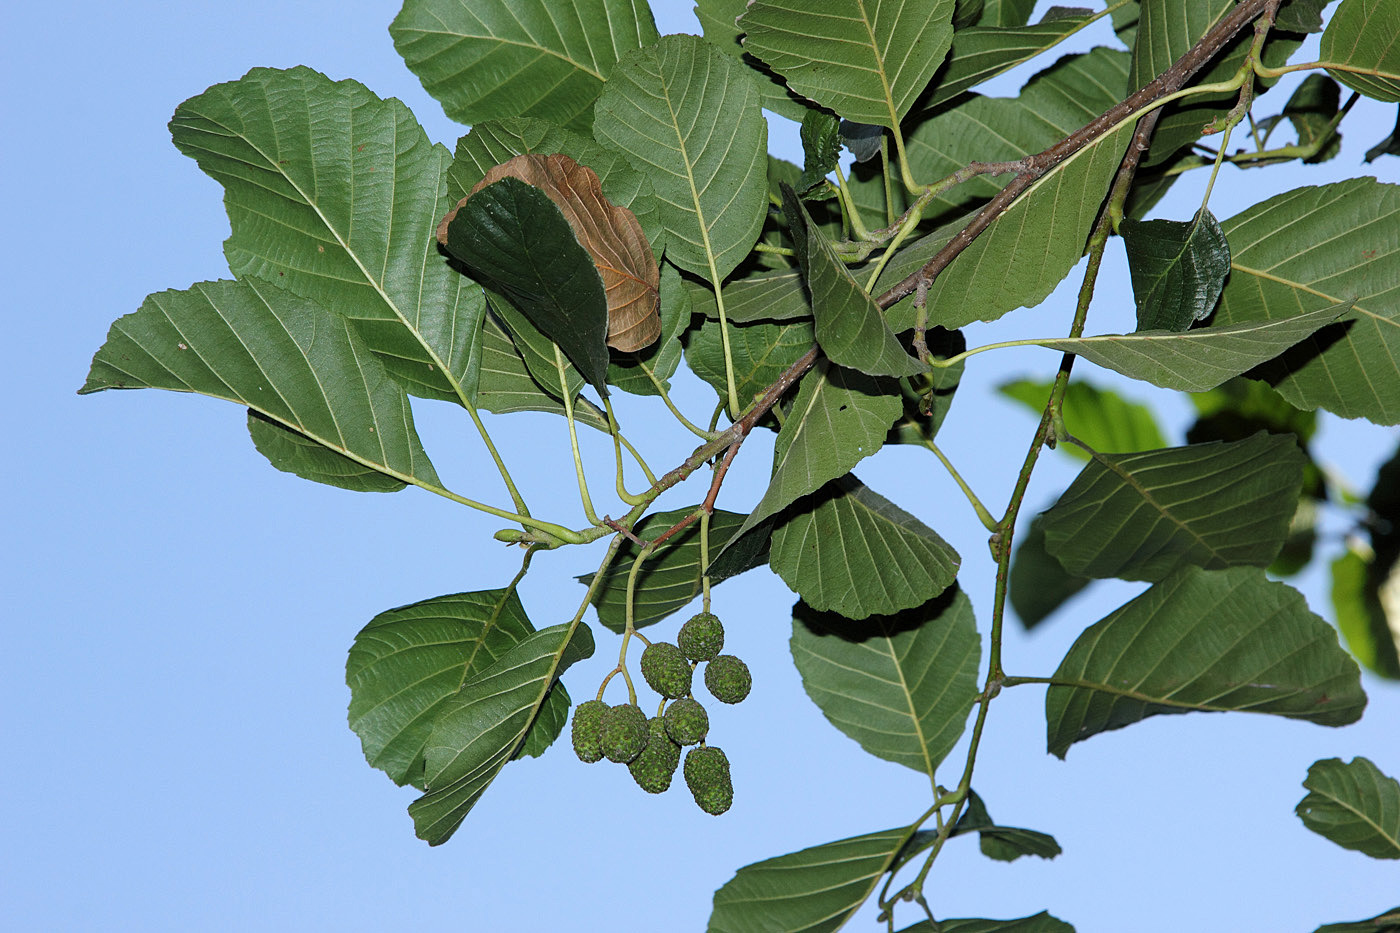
1032,302,1352,393
168,67,483,405
685,317,817,411
771,474,960,619
949,790,1062,863
1009,514,1091,630
686,269,813,325
389,0,658,129
440,153,660,352
879,52,1137,331
475,313,608,429
707,827,913,933
1331,545,1400,680
1046,567,1366,758
1121,208,1231,332
594,36,769,284
1311,907,1400,933
80,278,440,489
1214,179,1400,424
693,0,816,121
409,622,594,845
445,118,664,251
1296,756,1400,859
892,49,1130,254
439,177,611,393
898,913,1074,933
791,587,980,777
607,262,692,396
738,0,957,130
783,188,923,377
247,412,406,493
914,10,1102,113
346,589,553,788
737,359,903,539
1040,433,1306,582
580,509,760,633
1320,0,1400,102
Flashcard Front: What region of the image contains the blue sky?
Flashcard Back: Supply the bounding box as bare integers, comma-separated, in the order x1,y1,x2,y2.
6,2,1398,930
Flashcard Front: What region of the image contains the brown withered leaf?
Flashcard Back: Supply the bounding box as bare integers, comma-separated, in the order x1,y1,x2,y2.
437,153,661,352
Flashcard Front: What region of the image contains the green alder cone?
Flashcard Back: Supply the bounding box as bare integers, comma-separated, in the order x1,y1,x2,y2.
600,704,649,763
663,697,710,746
628,717,682,794
640,642,693,699
678,611,725,662
571,699,608,764
684,746,733,815
704,655,752,704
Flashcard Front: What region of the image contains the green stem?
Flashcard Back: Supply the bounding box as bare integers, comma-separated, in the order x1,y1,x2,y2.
864,204,923,291
463,403,532,519
644,364,721,440
923,439,997,532
604,396,648,507
555,344,599,526
752,242,796,257
834,161,872,241
700,509,713,613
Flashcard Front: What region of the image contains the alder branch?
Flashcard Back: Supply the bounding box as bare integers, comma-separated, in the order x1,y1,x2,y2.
608,0,1275,550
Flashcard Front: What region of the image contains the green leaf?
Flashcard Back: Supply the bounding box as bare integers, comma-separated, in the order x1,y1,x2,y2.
799,109,843,193
1214,179,1400,424
1129,0,1304,166
738,0,956,130
389,0,658,130
897,913,1074,933
1121,209,1230,332
446,118,664,251
694,0,815,121
409,622,594,845
771,475,960,619
346,589,548,788
440,177,610,394
485,295,586,404
737,360,902,538
1188,376,1319,444
950,791,1062,863
1320,0,1400,103
791,587,980,776
687,269,813,325
1009,515,1091,629
1275,0,1330,33
897,49,1130,233
685,317,817,410
886,329,966,445
707,828,913,933
914,10,1102,114
594,36,768,284
978,0,1035,26
998,379,1168,462
582,509,756,633
1046,567,1366,758
1031,302,1352,393
1040,433,1305,582
607,262,691,396
1312,907,1400,933
1364,108,1400,162
1297,757,1400,859
888,78,1137,330
475,314,608,429
81,278,440,488
1277,75,1344,164
782,188,923,377
1330,545,1400,680
168,67,483,405
247,412,406,493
